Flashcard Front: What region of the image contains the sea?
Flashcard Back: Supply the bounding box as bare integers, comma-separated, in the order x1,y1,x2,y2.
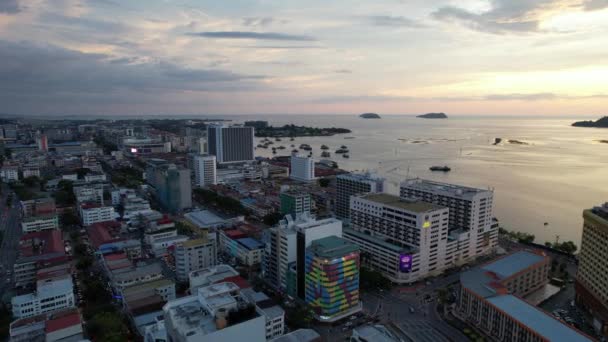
227,114,608,247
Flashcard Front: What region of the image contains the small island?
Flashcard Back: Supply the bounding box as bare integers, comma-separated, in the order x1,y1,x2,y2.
572,116,608,128
254,124,351,137
359,113,381,119
417,112,448,119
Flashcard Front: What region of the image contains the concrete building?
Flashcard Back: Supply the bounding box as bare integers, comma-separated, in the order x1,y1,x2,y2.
21,215,59,233
14,230,68,288
22,167,41,179
189,265,241,293
9,308,83,342
280,191,312,217
79,203,116,226
20,198,56,218
305,236,361,322
0,165,19,182
344,193,450,284
242,287,285,340
175,237,218,282
151,235,189,257
351,325,400,342
335,172,384,220
207,124,255,164
271,329,321,342
162,282,267,342
400,178,498,264
123,138,171,155
457,251,591,342
219,230,264,266
74,184,105,206
194,155,217,187
150,163,192,213
290,155,315,182
12,275,75,319
262,214,343,298
576,202,608,336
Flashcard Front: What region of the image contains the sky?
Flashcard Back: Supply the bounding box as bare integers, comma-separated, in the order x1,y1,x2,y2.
1,0,607,116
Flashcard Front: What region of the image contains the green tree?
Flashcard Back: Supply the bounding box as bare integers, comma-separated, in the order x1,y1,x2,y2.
22,176,40,187
263,212,283,226
318,178,331,187
86,312,128,342
60,209,80,227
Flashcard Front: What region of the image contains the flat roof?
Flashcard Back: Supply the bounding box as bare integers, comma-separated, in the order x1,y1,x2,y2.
353,325,400,342
184,210,226,227
236,237,264,250
487,295,592,342
272,328,321,342
361,193,444,213
45,310,81,333
308,235,359,259
401,178,492,199
482,251,546,279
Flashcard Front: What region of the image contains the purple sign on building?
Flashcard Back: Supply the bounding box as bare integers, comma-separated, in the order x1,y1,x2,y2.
399,254,413,272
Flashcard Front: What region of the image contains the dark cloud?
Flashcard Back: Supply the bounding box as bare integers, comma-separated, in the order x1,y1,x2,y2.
368,15,424,28
583,0,608,10
242,17,274,27
188,31,316,41
0,0,20,14
0,40,266,113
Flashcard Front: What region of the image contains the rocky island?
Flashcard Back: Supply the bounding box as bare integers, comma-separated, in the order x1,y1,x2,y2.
254,124,351,137
417,112,448,119
359,113,381,119
572,116,608,128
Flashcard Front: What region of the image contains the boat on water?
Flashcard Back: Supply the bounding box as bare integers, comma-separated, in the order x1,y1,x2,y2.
321,151,331,158
277,146,286,150
429,166,451,172
300,144,312,151
257,144,266,148
290,137,295,141
344,137,355,139
340,145,348,149
335,148,349,154
320,145,329,150
275,138,282,141
292,149,299,153
343,154,350,158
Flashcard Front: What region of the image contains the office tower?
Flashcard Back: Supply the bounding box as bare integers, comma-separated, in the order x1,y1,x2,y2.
335,172,384,220
576,202,608,336
290,155,315,182
262,214,342,298
280,191,312,216
147,162,192,213
193,155,217,187
207,124,254,164
457,252,592,342
400,178,498,262
344,193,449,283
305,236,361,322
175,238,217,282
36,134,48,152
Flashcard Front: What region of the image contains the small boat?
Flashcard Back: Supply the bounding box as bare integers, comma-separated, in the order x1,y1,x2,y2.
290,144,295,148
321,151,330,158
257,144,265,148
341,145,348,149
277,146,286,150
429,166,451,172
292,149,299,153
344,137,355,139
335,148,349,154
290,137,294,141
275,138,282,141
320,145,329,150
544,222,549,226
343,154,350,158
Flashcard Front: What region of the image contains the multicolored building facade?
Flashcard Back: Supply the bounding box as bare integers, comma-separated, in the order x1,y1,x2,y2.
304,236,361,322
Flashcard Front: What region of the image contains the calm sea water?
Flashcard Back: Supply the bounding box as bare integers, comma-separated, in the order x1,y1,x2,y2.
230,114,608,246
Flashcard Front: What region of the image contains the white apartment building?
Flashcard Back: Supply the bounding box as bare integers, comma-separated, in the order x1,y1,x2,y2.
162,282,267,342
194,155,217,187
290,155,315,182
242,287,285,340
400,178,498,264
74,185,105,206
0,166,19,182
110,263,165,290
11,276,75,319
344,193,449,284
335,172,384,220
189,264,239,292
175,237,217,282
22,167,41,179
79,204,116,226
21,215,59,233
84,173,107,183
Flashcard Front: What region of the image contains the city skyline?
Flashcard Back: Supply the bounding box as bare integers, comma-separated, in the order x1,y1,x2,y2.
1,0,607,116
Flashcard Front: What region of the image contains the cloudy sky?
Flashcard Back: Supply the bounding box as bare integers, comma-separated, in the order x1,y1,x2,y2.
1,0,607,116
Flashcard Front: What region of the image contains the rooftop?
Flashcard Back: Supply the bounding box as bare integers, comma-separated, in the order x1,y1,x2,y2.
19,230,64,258
271,328,321,342
190,265,240,288
45,309,82,333
361,193,445,213
353,325,400,342
308,235,359,259
401,178,492,199
590,203,608,222
487,295,592,342
184,210,226,228
481,250,546,279
236,237,265,251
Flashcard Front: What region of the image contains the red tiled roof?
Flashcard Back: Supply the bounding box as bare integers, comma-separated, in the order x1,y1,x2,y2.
87,221,122,249
20,230,64,257
223,229,247,240
104,252,128,261
222,275,250,289
45,311,81,333
80,202,101,209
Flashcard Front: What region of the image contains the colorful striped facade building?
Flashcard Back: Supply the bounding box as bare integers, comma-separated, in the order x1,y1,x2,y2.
305,236,362,322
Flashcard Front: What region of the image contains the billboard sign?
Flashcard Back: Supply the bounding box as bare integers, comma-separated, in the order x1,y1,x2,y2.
399,254,413,272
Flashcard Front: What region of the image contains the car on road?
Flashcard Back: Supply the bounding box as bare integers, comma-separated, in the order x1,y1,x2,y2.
409,307,415,313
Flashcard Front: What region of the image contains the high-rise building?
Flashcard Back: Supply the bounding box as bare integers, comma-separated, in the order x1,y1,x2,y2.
207,124,254,164
576,202,608,336
344,193,450,283
290,155,315,182
400,178,498,263
147,162,192,213
36,134,48,152
175,237,217,282
335,172,384,220
193,155,217,187
262,214,343,298
280,191,312,216
305,236,361,322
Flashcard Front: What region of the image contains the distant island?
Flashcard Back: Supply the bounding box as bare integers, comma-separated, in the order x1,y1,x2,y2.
572,116,608,128
254,124,351,137
359,113,381,119
417,112,448,119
